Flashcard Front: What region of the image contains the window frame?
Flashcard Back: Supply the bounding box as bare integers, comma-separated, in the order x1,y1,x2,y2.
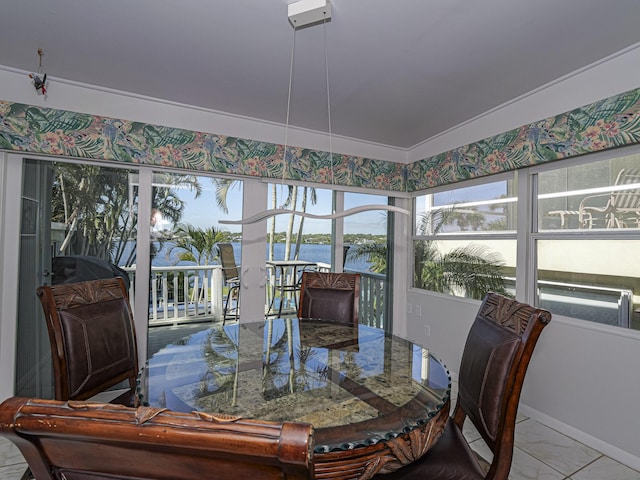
411,143,640,332
411,171,518,298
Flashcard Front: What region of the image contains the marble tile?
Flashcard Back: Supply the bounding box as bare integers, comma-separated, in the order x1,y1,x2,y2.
571,456,640,480
0,462,29,480
471,439,565,480
0,438,25,467
462,419,482,443
515,419,601,476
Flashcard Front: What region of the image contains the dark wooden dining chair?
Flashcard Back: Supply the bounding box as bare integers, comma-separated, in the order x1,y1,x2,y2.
217,242,241,323
0,397,314,480
36,277,139,406
298,271,360,324
373,292,551,480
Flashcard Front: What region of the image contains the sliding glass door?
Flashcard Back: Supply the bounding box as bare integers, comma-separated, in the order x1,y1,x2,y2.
16,158,137,397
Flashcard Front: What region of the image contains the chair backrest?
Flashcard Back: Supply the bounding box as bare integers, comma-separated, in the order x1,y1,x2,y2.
298,272,360,324
454,293,551,479
0,397,314,480
36,277,139,402
218,243,240,281
610,168,640,210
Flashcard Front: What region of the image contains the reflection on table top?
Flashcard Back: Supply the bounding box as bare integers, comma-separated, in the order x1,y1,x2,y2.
139,318,450,454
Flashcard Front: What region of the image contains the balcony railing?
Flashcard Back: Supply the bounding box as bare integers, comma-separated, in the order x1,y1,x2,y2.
358,271,387,329
123,265,224,327
122,264,388,329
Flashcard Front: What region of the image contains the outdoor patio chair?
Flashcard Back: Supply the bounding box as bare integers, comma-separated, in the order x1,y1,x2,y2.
579,168,640,228
0,397,314,480
372,292,551,480
218,243,241,323
36,277,139,406
298,271,360,324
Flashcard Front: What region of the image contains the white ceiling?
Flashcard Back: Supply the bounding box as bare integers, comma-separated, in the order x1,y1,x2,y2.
2,0,640,149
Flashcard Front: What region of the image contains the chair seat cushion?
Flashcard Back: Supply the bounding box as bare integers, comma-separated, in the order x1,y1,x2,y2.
373,417,486,480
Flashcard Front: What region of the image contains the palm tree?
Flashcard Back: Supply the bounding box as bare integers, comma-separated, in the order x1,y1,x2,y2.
212,178,318,262
51,164,199,266
347,243,388,274
414,209,509,299
167,223,226,265
350,208,509,300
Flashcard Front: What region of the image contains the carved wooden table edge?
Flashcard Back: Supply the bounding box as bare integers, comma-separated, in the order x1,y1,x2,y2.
313,398,451,480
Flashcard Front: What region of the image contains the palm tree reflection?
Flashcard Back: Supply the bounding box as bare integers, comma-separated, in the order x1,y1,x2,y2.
192,320,367,411
196,325,239,410
262,319,326,400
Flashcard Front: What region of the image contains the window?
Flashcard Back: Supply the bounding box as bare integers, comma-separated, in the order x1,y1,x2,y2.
535,153,640,329
412,175,516,299
343,192,389,274
412,149,640,331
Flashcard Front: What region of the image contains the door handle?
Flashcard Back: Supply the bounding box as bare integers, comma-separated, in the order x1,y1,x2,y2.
259,267,267,288
242,267,249,289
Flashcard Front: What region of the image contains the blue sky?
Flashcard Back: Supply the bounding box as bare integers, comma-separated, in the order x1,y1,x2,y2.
172,178,389,235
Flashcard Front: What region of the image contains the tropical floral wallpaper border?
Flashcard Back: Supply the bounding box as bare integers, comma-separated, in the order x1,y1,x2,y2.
0,100,406,192
1,86,639,193
407,87,640,190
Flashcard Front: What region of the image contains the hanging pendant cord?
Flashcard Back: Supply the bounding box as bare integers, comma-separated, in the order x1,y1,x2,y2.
323,17,333,185
282,27,297,187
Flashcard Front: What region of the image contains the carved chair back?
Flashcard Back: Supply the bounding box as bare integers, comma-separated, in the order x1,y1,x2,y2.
298,272,360,324
36,277,139,405
0,397,314,480
373,293,551,480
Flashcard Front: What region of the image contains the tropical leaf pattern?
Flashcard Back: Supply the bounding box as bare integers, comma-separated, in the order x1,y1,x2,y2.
407,87,640,190
1,86,639,193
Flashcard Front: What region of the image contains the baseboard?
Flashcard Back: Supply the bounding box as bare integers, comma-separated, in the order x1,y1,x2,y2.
519,404,640,472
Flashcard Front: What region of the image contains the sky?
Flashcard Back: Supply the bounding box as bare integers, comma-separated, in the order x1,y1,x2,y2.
166,177,390,236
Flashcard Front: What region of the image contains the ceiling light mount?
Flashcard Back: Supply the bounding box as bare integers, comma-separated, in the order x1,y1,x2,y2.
288,0,331,29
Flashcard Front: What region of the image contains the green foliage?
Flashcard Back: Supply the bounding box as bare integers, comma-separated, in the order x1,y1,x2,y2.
50,164,199,266
167,224,226,265
348,208,509,299
413,209,509,299
348,243,387,274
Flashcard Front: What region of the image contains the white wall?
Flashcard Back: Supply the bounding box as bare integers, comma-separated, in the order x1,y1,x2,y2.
0,154,22,401
407,289,640,472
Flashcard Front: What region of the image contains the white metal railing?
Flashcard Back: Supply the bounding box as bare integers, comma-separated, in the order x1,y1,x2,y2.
357,271,387,329
123,265,224,327
121,262,388,328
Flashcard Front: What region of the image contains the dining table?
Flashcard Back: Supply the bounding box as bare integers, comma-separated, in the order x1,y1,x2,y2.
137,318,451,479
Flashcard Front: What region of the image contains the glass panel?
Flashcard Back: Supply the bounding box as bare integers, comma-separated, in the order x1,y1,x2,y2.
265,184,333,262
415,178,517,234
343,193,388,274
537,239,640,329
146,173,243,356
413,238,515,299
265,184,332,316
538,153,640,231
413,177,516,299
344,192,390,330
17,159,137,397
139,318,451,453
